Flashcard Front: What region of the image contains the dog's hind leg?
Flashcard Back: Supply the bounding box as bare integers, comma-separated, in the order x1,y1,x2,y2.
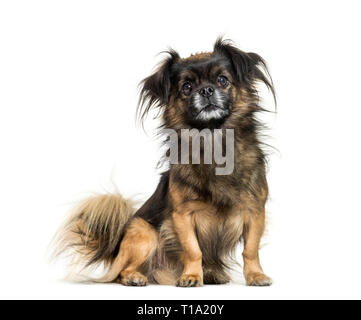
97,217,158,286
118,218,158,286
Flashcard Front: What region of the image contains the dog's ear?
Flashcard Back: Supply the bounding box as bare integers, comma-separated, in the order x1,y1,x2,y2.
214,38,276,103
138,50,179,122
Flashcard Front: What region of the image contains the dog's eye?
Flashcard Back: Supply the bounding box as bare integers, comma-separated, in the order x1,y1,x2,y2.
182,82,192,96
217,75,228,87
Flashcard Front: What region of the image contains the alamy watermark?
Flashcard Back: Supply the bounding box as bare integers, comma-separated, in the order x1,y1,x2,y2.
163,128,235,175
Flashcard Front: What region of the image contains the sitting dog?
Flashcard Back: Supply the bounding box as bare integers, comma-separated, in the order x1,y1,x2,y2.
54,38,275,287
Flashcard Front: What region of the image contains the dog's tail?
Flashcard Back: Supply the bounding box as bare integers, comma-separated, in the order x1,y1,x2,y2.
52,193,136,282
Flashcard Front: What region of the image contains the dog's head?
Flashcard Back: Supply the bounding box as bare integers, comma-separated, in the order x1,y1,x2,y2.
138,38,275,129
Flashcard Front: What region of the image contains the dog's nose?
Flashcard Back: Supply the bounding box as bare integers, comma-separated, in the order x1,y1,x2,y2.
199,86,214,97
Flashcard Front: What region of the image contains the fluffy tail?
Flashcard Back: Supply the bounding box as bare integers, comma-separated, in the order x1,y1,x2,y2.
52,193,136,282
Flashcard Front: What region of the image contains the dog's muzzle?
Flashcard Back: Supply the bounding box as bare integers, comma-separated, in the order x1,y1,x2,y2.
191,88,230,121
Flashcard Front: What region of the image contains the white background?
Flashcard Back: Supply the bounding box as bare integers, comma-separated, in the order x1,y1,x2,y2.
1,0,361,300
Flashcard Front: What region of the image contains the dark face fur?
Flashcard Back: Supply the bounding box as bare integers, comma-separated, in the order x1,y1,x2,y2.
172,55,233,127
138,38,275,130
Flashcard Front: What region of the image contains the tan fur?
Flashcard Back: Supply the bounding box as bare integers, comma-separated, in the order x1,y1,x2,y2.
118,218,158,285
173,208,203,287
95,218,158,284
241,188,272,286
151,268,177,286
169,185,211,286
180,52,212,62
52,193,135,280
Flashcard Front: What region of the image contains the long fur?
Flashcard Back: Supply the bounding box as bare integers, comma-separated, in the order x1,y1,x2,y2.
52,193,135,280
52,38,275,286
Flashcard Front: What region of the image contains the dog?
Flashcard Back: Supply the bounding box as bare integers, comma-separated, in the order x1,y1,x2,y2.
53,38,276,287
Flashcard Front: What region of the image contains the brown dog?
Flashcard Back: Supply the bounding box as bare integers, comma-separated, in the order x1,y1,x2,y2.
53,38,275,287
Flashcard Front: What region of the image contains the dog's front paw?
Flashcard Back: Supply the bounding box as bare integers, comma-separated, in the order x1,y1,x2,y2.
245,272,272,286
118,271,148,286
176,274,203,287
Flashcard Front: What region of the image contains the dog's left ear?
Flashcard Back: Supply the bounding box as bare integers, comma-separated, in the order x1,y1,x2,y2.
138,50,180,122
214,38,276,103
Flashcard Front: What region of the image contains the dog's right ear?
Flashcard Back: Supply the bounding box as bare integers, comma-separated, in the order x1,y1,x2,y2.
138,50,179,122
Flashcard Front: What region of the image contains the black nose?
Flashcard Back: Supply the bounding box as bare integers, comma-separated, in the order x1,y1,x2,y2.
199,86,214,97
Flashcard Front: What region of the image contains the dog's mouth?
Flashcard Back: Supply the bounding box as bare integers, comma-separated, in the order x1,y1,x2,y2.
203,104,220,111
194,104,229,121
196,103,222,114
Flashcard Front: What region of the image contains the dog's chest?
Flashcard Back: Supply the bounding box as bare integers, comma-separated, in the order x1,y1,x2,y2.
193,209,244,259
189,164,242,208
